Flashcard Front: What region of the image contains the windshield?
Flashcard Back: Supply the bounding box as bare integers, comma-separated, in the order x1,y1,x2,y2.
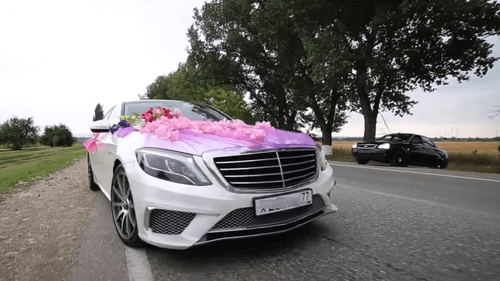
376,134,412,142
122,100,230,122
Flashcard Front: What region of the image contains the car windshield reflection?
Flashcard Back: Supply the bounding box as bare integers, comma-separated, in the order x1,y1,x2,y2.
122,101,229,122
377,134,412,142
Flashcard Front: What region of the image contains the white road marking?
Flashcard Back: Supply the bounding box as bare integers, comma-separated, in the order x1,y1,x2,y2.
329,162,500,183
125,246,154,281
339,183,500,219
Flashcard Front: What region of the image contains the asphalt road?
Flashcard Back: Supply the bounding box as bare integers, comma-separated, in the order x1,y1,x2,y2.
69,162,500,281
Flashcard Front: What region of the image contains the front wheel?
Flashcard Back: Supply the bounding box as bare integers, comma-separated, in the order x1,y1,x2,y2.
87,154,100,191
111,165,144,247
391,151,408,167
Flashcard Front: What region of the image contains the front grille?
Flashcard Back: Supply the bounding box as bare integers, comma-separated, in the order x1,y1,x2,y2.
213,148,317,190
210,194,324,231
358,144,377,149
149,209,196,235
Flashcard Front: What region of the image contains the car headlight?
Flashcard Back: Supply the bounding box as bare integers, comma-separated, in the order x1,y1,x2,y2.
378,143,390,149
316,143,328,171
136,148,211,186
352,143,357,148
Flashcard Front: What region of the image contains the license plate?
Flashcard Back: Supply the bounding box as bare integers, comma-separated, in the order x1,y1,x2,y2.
254,189,313,216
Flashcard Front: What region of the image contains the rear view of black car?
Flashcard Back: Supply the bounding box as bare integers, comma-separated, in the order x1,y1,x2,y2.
351,133,449,168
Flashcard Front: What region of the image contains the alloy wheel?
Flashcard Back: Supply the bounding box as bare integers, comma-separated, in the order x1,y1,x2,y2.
111,171,137,240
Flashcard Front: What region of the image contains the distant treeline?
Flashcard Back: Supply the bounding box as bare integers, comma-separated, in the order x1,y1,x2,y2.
432,137,500,142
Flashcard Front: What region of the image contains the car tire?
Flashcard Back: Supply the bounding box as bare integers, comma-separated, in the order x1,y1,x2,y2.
391,151,407,167
111,165,145,247
356,158,369,164
87,154,100,192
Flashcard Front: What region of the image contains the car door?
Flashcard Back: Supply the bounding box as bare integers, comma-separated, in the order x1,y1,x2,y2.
408,135,426,164
89,106,112,189
421,136,440,164
98,104,122,196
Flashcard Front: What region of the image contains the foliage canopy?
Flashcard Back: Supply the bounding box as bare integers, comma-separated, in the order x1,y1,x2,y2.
0,117,39,150
187,0,500,141
141,63,254,123
39,124,76,147
93,103,104,121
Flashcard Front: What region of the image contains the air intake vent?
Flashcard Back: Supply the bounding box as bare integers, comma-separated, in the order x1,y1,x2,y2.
149,209,196,235
213,148,317,190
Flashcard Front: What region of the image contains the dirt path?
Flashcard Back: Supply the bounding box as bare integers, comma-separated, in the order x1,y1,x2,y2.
0,158,94,281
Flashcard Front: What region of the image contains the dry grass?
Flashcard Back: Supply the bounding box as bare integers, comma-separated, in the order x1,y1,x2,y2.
330,141,500,154
434,142,499,154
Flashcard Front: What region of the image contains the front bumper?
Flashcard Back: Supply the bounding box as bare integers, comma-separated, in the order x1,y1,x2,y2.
352,148,392,162
123,160,337,250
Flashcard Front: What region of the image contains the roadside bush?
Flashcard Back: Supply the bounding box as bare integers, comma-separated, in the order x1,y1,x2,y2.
0,116,39,150
39,124,75,147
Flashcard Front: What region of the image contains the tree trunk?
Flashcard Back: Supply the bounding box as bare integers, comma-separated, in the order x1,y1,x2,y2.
322,125,332,146
363,111,377,141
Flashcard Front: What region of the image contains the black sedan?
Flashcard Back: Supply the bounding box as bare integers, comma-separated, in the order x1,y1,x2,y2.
351,133,449,168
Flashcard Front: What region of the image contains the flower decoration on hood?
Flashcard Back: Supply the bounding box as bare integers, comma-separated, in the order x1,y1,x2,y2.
84,106,275,153
109,119,131,134
141,106,173,123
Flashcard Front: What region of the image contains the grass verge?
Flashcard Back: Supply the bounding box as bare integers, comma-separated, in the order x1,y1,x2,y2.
326,148,500,174
0,145,87,194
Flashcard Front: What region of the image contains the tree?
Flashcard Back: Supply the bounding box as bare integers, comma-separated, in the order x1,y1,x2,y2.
326,0,500,140
187,0,348,141
142,63,255,123
139,75,170,100
39,124,75,147
0,117,39,150
189,0,500,142
93,103,104,121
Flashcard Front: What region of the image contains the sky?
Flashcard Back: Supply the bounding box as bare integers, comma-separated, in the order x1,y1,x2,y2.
0,0,499,139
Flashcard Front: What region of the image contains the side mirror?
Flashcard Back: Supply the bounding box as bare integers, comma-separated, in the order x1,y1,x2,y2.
90,119,111,133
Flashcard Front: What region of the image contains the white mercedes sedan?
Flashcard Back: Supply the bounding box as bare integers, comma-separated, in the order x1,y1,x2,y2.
86,100,337,249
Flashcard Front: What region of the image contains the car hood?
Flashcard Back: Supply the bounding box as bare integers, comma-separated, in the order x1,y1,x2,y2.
117,127,316,156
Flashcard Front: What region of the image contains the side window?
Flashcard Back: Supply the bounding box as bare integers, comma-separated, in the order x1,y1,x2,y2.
422,136,435,147
411,136,423,144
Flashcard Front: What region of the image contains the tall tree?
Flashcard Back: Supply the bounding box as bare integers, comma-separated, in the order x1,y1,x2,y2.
0,117,39,150
189,0,500,141
328,0,500,140
188,0,349,140
93,103,104,121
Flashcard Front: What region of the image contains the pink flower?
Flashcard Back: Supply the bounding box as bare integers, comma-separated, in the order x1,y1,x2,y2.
136,107,275,143
141,111,154,123
173,109,183,117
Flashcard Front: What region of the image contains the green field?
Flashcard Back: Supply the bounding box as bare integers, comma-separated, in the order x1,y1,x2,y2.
0,145,88,194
